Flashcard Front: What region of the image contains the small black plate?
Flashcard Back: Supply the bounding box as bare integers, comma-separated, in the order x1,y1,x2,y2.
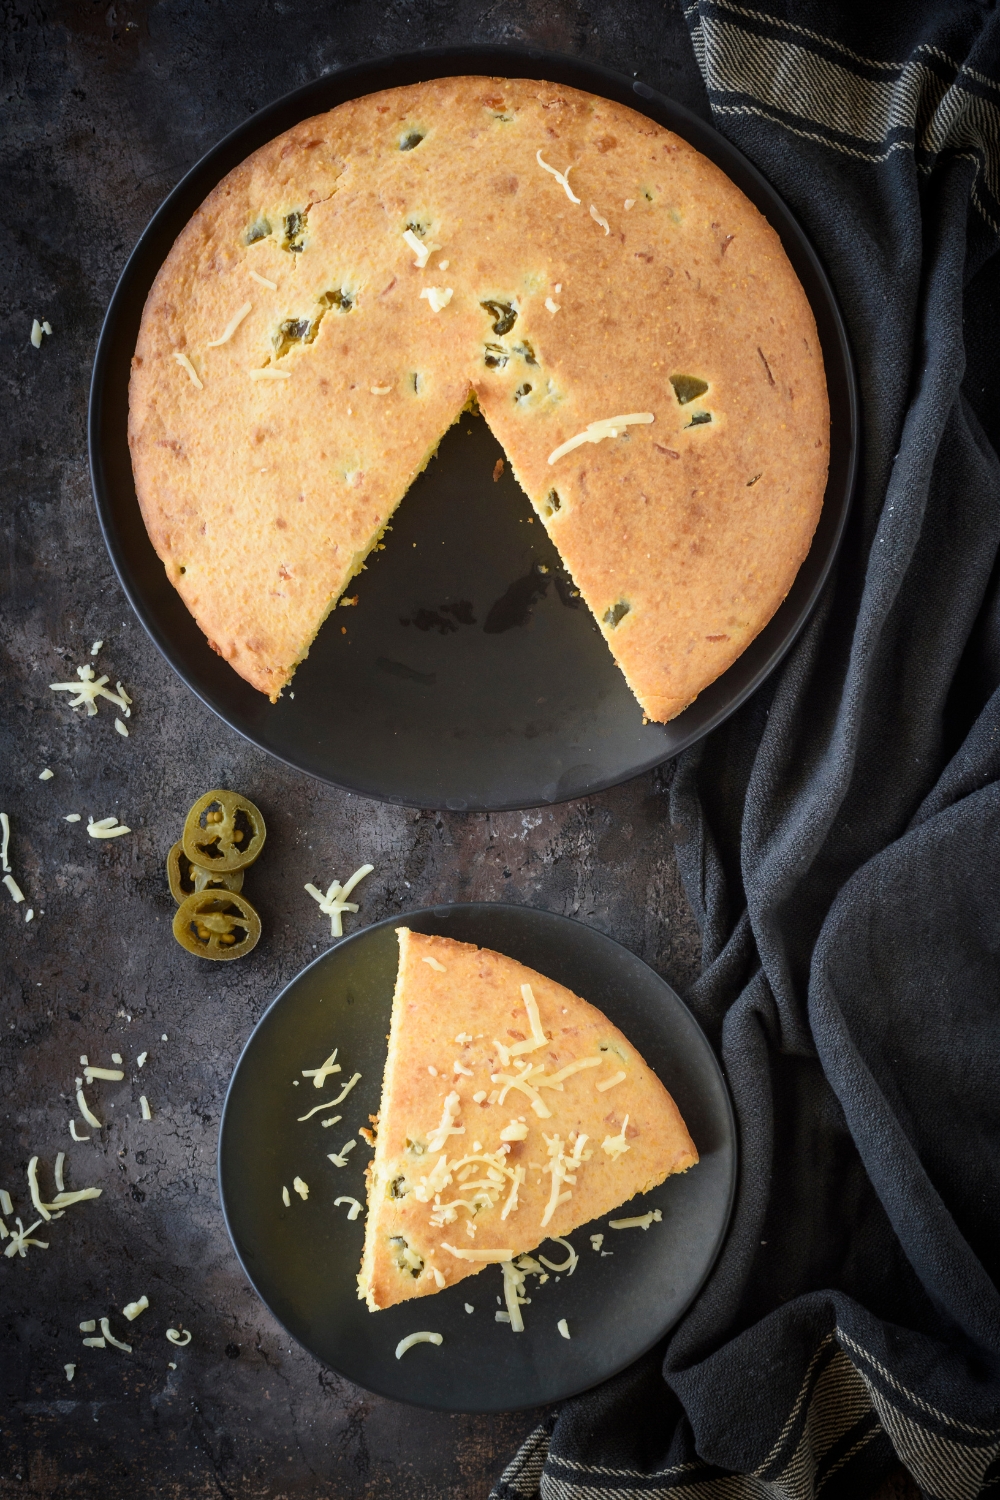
218,903,736,1412
91,45,857,811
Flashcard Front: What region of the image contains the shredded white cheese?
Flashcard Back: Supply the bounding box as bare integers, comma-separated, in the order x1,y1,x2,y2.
545,297,560,314
0,812,9,870
548,412,655,466
499,1120,529,1142
3,875,24,903
136,1052,148,1068
327,1140,356,1167
596,1070,627,1092
166,1328,191,1346
27,1158,50,1221
500,1165,525,1221
334,1195,363,1220
326,1072,361,1106
423,956,447,973
140,1095,152,1121
464,1303,474,1314
472,1090,488,1103
419,286,453,313
536,150,581,203
111,1053,122,1065
402,228,437,268
500,1260,528,1332
557,1318,571,1339
87,816,130,839
31,318,43,348
4,1216,48,1258
64,814,81,822
427,1091,466,1153
76,1082,101,1129
100,1317,132,1353
509,985,549,1056
49,1188,101,1208
589,204,610,235
538,1237,578,1275
440,1243,513,1262
453,1061,473,1077
114,718,129,738
282,1186,291,1207
39,768,54,780
304,863,373,936
206,302,252,347
249,367,291,380
590,1233,604,1251
123,1296,149,1321
24,908,34,923
301,1047,340,1089
395,1330,443,1359
42,320,52,335
174,352,203,389
249,269,277,289
81,1336,106,1347
69,1120,90,1142
65,1364,76,1381
541,1056,603,1089
602,1115,630,1159
609,1209,662,1230
624,198,635,210
293,1176,309,1200
84,1066,124,1082
371,385,392,395
0,1190,12,1217
79,1319,96,1332
90,640,103,656
298,1099,343,1122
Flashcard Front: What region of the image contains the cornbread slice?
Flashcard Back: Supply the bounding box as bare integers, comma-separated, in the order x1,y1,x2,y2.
129,76,829,720
357,928,698,1310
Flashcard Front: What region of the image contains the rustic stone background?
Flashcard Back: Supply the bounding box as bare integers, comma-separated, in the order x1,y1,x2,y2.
0,3,921,1497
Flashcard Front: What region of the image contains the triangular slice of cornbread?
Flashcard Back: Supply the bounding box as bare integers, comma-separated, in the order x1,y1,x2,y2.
357,928,698,1311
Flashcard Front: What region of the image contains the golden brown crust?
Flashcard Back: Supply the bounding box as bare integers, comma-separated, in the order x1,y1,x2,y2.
130,77,828,716
357,928,698,1311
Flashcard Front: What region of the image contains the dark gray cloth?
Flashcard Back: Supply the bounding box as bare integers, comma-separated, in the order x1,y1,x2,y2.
493,4,1000,1495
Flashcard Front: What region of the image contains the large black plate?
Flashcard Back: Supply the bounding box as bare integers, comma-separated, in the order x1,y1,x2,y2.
218,903,736,1412
91,45,857,811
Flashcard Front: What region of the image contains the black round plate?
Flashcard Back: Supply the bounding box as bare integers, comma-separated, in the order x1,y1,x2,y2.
91,45,857,812
218,903,736,1413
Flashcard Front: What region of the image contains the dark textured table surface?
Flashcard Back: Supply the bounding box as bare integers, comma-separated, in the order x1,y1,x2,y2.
0,4,712,1494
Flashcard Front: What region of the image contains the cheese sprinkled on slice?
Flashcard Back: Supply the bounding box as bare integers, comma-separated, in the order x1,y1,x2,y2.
423,956,447,973
589,204,610,235
419,286,453,313
507,984,548,1056
249,269,277,290
602,1115,630,1159
453,1061,473,1077
499,1120,528,1142
427,1090,466,1153
609,1209,662,1230
371,385,392,395
166,1328,191,1346
538,1056,603,1090
206,301,252,347
249,367,291,381
548,412,655,465
293,1176,309,1200
123,1296,149,1321
441,1243,514,1262
402,228,433,268
39,768,54,780
535,150,581,203
3,875,24,903
544,297,560,314
500,1165,525,1221
395,1330,443,1359
624,198,636,210
69,1120,90,1141
174,352,203,389
557,1317,571,1339
596,1069,626,1092
334,1195,363,1220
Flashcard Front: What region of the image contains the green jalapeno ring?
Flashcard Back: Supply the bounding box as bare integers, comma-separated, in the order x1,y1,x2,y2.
172,891,262,961
166,841,244,904
182,789,267,873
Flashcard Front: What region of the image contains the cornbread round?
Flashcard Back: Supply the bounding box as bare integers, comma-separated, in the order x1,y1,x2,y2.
129,76,829,721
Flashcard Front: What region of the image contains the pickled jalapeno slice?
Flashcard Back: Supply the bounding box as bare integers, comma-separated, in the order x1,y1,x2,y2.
166,841,244,904
173,891,261,961
182,790,266,872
